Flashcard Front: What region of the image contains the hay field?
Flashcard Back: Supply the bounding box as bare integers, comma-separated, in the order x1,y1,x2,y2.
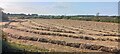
1,19,120,53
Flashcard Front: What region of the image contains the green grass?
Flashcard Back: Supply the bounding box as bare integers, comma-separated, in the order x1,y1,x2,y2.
8,42,49,52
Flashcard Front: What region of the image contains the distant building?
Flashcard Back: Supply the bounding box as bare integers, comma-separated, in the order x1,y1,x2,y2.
0,7,3,21
0,7,8,22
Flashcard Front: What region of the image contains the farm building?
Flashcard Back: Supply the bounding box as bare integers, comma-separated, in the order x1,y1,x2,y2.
0,7,8,22
0,7,3,21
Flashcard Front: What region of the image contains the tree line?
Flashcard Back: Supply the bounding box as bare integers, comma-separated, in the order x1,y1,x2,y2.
8,15,120,23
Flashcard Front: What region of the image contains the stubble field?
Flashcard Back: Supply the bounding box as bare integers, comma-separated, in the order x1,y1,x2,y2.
1,19,120,53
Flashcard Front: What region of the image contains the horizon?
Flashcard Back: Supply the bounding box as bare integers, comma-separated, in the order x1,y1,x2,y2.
5,13,118,16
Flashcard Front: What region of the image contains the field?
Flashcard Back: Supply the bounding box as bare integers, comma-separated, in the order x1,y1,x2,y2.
1,18,120,53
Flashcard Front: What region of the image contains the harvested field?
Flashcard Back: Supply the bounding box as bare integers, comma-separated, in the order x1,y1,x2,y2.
1,19,120,53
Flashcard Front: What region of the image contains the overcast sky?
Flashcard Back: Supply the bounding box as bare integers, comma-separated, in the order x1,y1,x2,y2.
0,0,119,16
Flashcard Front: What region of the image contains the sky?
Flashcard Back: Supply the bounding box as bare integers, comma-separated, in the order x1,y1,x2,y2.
0,0,119,16
0,0,119,2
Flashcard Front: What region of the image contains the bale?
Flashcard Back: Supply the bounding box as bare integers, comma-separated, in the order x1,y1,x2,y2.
29,31,33,33
46,32,51,35
109,48,119,53
79,44,86,49
39,38,49,43
25,30,29,32
72,43,81,48
53,40,58,44
89,45,101,50
82,44,92,49
54,33,58,36
36,28,39,30
66,43,80,48
17,36,23,39
8,33,12,36
19,29,22,31
8,34,12,37
49,40,57,44
97,38,102,41
57,34,62,36
29,37,38,41
23,36,31,40
17,29,20,31
33,31,37,34
84,36,89,40
70,31,75,34
44,33,49,35
54,40,61,44
68,35,73,37
49,33,53,35
17,36,28,40
56,30,62,32
79,36,84,39
10,34,15,38
56,33,60,36
115,39,119,42
101,39,106,41
66,43,72,46
63,34,68,37
41,32,46,35
72,36,79,38
82,36,86,39
36,32,39,34
106,38,110,40
109,39,114,41
57,41,66,45
100,46,110,52
88,37,95,40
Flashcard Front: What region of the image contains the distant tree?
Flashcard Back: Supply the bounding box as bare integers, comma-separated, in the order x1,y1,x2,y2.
66,16,71,19
61,15,64,19
51,16,55,19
